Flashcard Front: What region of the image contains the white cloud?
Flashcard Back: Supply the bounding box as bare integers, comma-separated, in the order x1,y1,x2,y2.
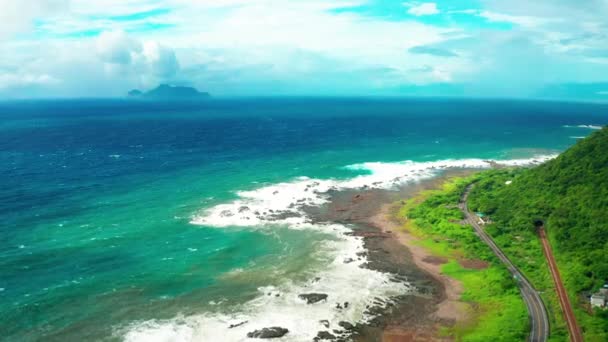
0,72,60,90
478,10,549,28
405,2,439,17
0,1,465,97
3,0,608,98
69,0,162,16
96,30,141,64
481,0,608,20
96,30,178,74
142,41,179,77
0,0,69,38
94,30,179,90
431,67,452,82
172,3,451,65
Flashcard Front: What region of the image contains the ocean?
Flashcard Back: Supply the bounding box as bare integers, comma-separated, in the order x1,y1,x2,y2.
1,98,607,341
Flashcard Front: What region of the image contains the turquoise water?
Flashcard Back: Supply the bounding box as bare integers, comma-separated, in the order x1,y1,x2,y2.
1,98,607,341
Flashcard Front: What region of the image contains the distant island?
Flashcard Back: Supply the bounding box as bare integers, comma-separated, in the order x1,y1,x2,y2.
127,84,210,101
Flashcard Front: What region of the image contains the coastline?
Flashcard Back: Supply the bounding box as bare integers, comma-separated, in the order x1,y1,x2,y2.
312,169,478,341
128,158,548,341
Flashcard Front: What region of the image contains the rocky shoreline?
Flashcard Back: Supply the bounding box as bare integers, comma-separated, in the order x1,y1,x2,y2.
302,169,476,341
235,169,476,341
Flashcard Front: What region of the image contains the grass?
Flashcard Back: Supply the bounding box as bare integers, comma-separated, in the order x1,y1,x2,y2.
396,175,529,341
442,261,528,341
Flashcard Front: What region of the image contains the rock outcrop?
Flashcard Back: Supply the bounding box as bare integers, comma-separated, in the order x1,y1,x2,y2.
298,293,328,304
246,327,289,339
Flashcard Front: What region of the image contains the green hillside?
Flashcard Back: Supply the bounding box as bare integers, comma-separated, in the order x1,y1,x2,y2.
468,127,608,340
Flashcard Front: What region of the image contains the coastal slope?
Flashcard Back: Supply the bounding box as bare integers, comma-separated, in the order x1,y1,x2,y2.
468,126,608,340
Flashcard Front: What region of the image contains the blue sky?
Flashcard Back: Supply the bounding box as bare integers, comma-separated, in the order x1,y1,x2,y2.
0,0,607,100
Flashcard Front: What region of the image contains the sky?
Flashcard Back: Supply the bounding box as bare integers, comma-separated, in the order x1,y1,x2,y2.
1,0,608,100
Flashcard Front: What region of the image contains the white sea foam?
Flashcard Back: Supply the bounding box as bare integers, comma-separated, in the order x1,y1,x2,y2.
123,225,408,342
124,155,557,342
563,124,603,130
191,156,555,229
191,177,336,227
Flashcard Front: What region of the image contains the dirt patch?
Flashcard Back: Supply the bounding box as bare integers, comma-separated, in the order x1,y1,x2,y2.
459,259,489,270
367,201,472,337
382,326,447,342
422,256,449,265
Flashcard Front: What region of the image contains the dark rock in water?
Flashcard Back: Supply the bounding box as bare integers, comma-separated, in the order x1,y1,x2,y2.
343,258,354,264
238,206,250,213
299,293,328,304
338,321,354,330
343,302,349,308
228,321,248,329
270,211,300,220
220,210,233,217
319,320,330,328
365,305,385,317
246,327,289,339
314,331,336,341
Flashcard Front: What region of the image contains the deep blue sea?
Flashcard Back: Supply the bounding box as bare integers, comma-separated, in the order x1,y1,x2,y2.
1,98,607,341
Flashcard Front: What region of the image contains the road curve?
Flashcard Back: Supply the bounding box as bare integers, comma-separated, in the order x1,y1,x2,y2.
460,184,549,342
539,227,584,342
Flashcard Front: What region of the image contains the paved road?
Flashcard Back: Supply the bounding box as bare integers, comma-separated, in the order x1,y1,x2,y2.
460,184,549,342
539,227,584,342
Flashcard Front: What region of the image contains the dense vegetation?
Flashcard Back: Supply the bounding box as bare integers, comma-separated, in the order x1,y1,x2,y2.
397,179,528,341
468,127,608,341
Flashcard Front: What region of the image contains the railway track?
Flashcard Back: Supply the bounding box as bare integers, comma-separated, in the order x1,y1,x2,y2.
539,227,584,342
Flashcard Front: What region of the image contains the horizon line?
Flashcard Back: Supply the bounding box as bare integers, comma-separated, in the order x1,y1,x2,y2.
1,95,608,105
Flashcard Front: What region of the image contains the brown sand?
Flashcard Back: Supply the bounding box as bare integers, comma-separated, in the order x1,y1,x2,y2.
369,204,469,326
